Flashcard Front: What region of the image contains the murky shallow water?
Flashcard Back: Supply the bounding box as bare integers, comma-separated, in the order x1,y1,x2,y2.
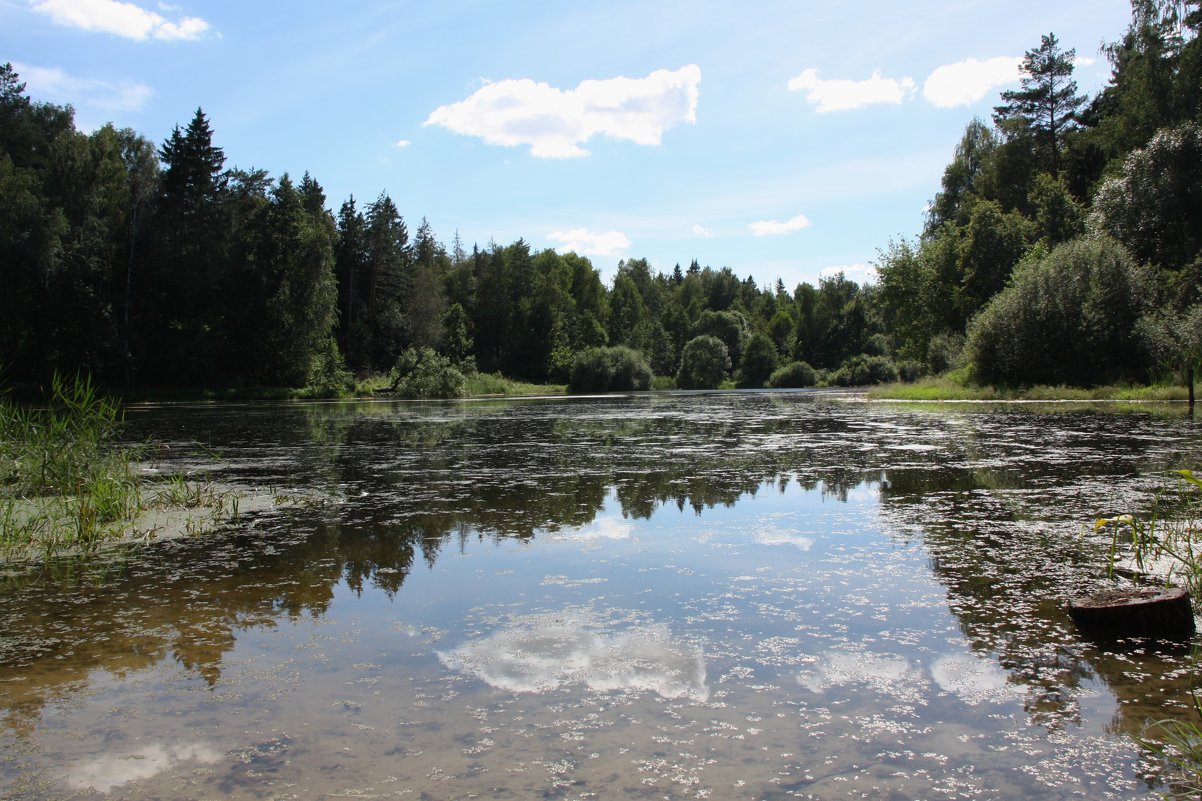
3,392,1202,799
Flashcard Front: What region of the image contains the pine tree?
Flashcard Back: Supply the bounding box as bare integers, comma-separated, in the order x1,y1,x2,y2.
993,33,1086,176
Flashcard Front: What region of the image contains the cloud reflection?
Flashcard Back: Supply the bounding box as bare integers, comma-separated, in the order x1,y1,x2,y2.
930,653,1016,704
438,613,708,701
68,742,221,792
797,649,1019,706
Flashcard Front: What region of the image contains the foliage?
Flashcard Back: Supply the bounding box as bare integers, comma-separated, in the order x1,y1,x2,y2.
926,332,966,375
993,32,1086,176
831,354,900,386
737,332,779,388
676,335,730,390
1089,122,1202,271
567,347,653,393
768,361,818,389
966,236,1152,386
3,22,1202,401
386,347,466,399
692,310,751,366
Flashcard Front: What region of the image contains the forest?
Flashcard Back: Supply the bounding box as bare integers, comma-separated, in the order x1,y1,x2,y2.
1,0,1201,397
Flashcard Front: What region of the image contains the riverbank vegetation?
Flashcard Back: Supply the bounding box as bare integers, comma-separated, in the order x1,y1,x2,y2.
2,2,1201,401
1,373,242,559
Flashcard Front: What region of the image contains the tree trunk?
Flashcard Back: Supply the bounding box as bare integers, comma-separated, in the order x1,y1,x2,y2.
1190,364,1196,417
1069,586,1195,639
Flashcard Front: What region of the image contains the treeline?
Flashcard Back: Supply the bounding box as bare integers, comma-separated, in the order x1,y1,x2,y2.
878,2,1202,389
2,1,1201,394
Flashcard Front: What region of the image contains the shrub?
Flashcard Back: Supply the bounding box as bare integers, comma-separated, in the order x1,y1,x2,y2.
676,335,730,389
926,332,966,375
568,347,653,393
965,236,1152,387
769,361,818,388
896,360,925,382
737,333,779,388
388,348,466,399
832,354,899,386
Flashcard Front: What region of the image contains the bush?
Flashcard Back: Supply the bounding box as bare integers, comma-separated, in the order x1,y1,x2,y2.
308,337,355,398
388,348,466,399
926,332,966,374
737,333,779,388
896,360,924,382
965,236,1152,387
831,354,899,386
676,335,730,389
769,361,818,388
568,347,653,393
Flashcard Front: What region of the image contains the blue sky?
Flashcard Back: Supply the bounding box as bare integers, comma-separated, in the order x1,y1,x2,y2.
3,0,1135,289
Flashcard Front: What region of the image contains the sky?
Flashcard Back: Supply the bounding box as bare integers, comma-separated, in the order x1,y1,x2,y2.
2,0,1137,289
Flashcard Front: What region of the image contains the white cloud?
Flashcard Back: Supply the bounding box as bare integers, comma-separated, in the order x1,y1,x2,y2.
425,64,701,158
394,139,411,148
30,0,211,41
15,62,153,111
749,213,811,236
1074,55,1097,68
692,224,714,238
820,263,877,283
922,56,1021,108
547,228,631,256
787,68,915,112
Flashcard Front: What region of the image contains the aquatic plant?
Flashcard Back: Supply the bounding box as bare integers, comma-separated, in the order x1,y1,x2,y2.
0,373,143,556
1094,470,1202,598
0,373,244,559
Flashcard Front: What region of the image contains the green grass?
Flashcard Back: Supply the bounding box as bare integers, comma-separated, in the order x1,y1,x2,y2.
868,373,1193,402
462,372,566,397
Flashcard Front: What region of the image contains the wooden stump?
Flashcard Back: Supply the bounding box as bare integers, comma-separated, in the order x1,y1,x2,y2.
1069,586,1196,639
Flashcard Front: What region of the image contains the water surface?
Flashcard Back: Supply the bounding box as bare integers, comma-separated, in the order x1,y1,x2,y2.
2,392,1200,799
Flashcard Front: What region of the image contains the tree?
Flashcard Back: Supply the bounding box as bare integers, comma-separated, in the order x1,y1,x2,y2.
737,332,778,388
250,173,339,386
144,107,230,383
994,33,1086,176
1089,121,1202,272
676,335,730,389
692,309,750,366
926,118,998,231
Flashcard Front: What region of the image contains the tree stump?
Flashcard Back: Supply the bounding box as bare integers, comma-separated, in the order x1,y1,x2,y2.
1069,586,1196,639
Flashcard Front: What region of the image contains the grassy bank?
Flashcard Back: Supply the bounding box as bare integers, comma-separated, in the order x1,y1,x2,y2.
868,374,1191,402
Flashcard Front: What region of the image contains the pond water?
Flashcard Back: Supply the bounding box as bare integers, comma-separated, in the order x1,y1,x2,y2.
2,391,1202,800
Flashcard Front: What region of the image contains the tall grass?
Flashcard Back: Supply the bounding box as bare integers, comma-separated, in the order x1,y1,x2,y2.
0,373,144,556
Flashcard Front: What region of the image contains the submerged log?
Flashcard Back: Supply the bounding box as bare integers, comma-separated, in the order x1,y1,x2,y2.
1069,586,1196,639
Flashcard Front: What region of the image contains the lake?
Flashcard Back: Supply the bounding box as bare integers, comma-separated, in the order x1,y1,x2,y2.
2,391,1200,800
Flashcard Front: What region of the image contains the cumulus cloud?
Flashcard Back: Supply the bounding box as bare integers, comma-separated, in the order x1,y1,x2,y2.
922,56,1021,108
749,213,811,236
692,224,715,238
547,228,631,256
425,64,701,158
15,62,152,111
787,68,915,112
30,0,211,41
394,139,411,148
